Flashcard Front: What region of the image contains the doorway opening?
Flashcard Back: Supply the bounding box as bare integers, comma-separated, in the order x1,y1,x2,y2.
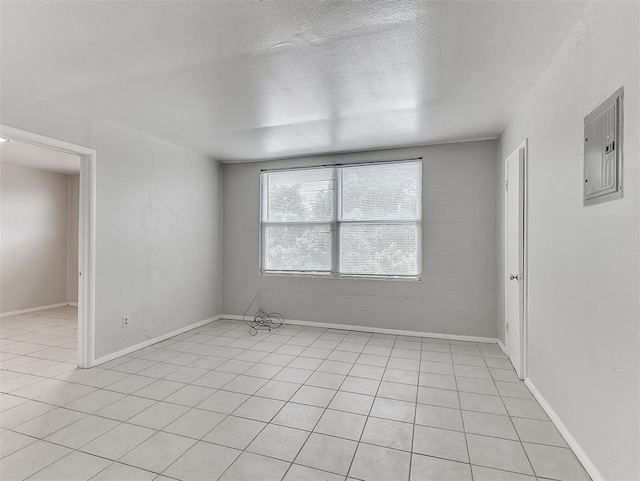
504,139,528,379
0,125,96,368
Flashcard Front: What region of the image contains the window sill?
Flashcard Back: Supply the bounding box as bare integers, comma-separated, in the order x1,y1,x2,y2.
259,271,423,282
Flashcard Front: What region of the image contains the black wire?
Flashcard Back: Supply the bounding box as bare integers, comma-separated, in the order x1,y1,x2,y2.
242,292,284,336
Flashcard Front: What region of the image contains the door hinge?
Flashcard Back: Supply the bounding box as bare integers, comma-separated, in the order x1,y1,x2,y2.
505,180,509,191
504,322,509,333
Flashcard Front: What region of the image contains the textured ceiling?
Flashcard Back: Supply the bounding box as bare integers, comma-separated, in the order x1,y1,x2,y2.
0,1,588,162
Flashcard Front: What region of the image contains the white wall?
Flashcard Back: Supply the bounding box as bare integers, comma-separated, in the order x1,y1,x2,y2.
1,91,224,359
67,174,79,304
498,2,639,479
0,163,69,313
222,140,498,338
92,118,223,359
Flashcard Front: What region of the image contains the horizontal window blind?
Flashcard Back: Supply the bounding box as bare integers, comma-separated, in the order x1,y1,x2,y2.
264,168,333,223
264,224,332,272
261,160,422,279
339,223,420,276
340,162,421,222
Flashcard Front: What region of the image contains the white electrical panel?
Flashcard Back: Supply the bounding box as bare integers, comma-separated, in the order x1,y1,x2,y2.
584,88,623,206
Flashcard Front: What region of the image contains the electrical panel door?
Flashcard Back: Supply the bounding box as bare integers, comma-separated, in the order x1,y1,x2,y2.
584,88,623,206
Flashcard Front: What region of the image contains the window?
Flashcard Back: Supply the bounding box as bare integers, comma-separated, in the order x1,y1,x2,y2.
261,160,422,279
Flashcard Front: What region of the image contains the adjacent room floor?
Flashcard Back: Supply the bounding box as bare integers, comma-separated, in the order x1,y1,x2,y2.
0,312,589,481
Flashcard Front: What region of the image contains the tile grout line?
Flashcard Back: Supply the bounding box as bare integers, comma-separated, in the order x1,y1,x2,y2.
1,323,512,395
277,326,379,480
67,322,315,481
0,315,576,481
408,336,426,481
223,328,356,476
2,390,564,462
498,378,538,478
4,419,565,481
1,377,544,445
1,319,250,480
167,322,365,480
342,332,395,481
0,364,552,476
206,325,328,481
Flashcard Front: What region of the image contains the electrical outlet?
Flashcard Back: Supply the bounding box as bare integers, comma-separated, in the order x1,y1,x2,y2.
122,316,130,328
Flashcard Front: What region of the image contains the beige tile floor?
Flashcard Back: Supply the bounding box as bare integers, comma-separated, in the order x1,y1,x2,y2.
0,307,590,481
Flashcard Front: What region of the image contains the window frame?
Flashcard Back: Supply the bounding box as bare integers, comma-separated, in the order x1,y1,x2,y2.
259,159,423,281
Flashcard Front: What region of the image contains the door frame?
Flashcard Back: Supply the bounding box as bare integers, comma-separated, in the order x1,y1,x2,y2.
504,139,529,379
0,125,96,368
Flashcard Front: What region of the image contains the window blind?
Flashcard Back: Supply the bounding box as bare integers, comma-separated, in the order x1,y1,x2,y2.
261,160,422,279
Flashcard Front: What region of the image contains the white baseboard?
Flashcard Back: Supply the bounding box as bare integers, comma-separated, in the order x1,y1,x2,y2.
221,314,498,344
524,378,603,481
497,338,506,354
94,315,223,366
68,302,78,307
0,302,68,318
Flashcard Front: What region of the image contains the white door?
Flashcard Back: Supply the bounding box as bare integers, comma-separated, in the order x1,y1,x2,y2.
505,146,525,379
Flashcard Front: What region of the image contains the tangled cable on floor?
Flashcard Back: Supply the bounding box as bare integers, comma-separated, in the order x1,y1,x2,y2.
243,292,284,336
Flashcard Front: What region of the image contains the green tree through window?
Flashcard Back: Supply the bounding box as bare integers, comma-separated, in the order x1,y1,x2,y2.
261,161,421,278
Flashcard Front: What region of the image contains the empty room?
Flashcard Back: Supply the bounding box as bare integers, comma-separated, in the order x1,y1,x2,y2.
0,1,637,481
1,140,81,372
